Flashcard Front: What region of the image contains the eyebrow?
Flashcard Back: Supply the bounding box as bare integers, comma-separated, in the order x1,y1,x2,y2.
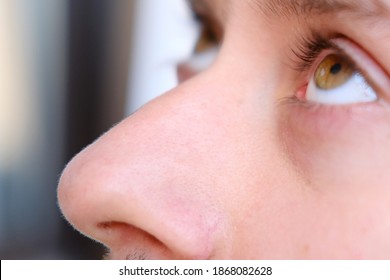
188,0,222,23
253,0,390,19
190,0,390,21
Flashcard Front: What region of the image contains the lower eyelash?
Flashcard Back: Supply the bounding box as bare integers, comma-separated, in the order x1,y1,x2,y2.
279,94,380,136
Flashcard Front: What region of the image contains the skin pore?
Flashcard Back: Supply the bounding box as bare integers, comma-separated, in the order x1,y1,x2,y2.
58,0,390,259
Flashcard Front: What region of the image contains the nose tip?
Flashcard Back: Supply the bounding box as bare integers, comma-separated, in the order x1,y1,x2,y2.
57,108,226,259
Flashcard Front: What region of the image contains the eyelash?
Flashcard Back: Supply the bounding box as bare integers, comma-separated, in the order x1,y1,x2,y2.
290,32,339,72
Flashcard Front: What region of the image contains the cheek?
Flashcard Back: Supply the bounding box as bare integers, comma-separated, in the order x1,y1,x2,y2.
279,102,390,194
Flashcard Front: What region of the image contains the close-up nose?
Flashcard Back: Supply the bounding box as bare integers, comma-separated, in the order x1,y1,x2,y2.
57,85,228,260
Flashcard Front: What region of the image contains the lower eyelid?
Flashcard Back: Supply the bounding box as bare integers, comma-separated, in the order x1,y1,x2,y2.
187,46,219,72
283,99,386,137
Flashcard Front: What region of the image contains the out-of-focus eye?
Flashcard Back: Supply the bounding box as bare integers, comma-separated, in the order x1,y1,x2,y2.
195,25,218,53
306,53,377,105
179,14,220,76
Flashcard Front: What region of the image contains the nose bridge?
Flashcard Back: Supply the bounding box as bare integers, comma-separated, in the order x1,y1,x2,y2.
58,88,229,259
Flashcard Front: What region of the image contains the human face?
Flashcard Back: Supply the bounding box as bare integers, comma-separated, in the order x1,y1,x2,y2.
58,0,390,259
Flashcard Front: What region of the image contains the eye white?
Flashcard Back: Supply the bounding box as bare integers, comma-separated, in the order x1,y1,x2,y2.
187,46,219,72
306,72,378,105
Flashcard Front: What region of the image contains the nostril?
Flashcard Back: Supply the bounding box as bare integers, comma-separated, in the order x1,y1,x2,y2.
96,221,147,238
96,221,164,246
95,221,175,260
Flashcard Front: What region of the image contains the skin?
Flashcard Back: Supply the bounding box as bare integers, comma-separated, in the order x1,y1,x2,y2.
58,0,390,259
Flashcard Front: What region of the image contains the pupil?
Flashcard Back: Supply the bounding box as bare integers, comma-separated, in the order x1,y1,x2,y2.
330,63,342,75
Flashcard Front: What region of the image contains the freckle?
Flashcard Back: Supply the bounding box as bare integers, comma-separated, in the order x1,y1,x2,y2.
302,244,310,255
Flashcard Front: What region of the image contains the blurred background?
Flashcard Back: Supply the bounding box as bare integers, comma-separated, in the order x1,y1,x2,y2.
0,0,198,259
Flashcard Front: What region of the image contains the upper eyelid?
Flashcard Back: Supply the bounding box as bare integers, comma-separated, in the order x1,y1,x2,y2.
333,38,390,101
289,32,341,72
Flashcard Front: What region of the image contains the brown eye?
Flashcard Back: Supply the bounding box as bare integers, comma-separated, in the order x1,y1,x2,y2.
194,25,218,53
314,54,355,90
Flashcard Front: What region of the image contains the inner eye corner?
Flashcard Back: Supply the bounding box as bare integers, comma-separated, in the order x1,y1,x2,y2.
290,82,308,102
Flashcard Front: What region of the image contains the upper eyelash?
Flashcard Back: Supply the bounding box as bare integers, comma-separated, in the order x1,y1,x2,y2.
290,32,338,71
191,8,205,23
